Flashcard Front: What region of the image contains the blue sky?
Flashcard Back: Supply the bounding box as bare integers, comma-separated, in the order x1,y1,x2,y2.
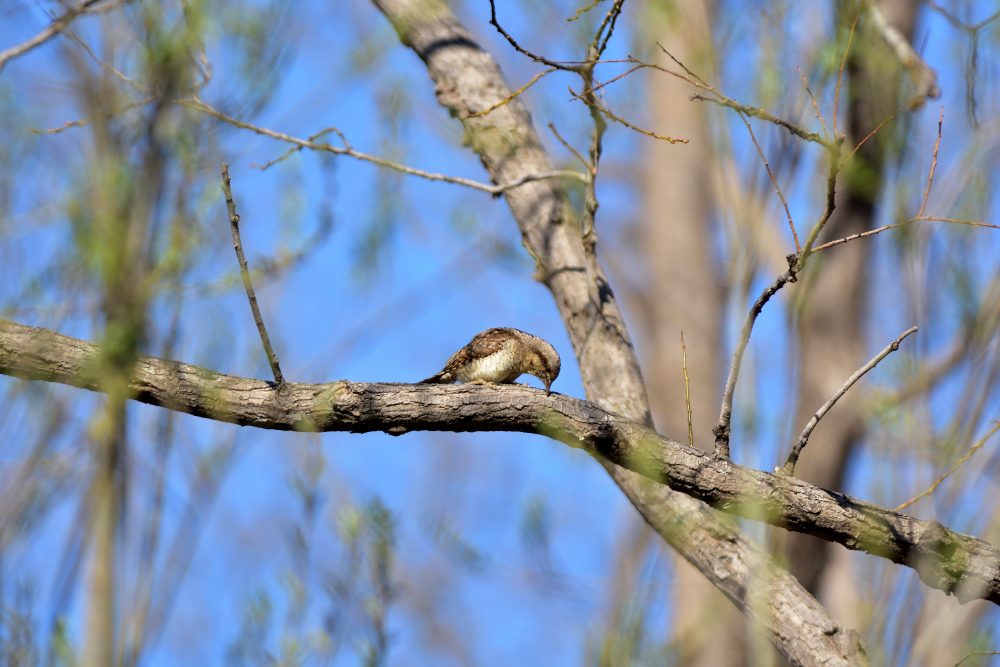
2,0,1000,664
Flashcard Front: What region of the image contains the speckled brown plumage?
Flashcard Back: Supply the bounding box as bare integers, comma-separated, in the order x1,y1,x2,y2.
419,327,561,393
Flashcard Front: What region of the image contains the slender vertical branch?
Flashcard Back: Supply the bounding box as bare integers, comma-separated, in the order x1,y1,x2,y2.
713,255,799,458
738,112,800,252
918,108,944,218
797,66,828,139
799,149,841,265
681,332,693,448
782,326,917,476
221,163,285,386
833,14,859,139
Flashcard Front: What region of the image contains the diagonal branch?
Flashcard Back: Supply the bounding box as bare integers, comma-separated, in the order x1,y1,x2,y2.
782,326,917,476
221,164,284,386
2,318,999,608
862,0,940,102
714,255,799,458
0,0,127,74
183,100,587,195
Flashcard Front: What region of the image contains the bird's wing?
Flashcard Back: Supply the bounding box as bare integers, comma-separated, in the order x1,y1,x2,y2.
419,328,515,383
442,328,512,372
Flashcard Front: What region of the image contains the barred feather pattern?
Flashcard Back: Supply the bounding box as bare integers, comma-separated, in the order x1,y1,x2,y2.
419,328,560,392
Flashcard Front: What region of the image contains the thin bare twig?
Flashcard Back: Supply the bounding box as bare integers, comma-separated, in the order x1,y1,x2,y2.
639,48,842,151
467,68,557,118
714,255,800,458
221,164,285,386
918,107,944,218
0,0,126,74
797,66,828,139
917,216,1000,228
548,123,591,172
923,1,1000,31
738,112,800,252
954,650,1000,667
921,0,999,124
657,44,708,85
181,0,213,92
782,327,918,476
690,93,840,151
593,0,627,58
62,24,149,93
590,64,644,94
252,128,336,171
186,100,587,193
833,14,860,139
567,0,605,22
839,102,908,169
30,97,156,134
811,215,1000,252
487,0,581,71
895,421,1000,512
710,151,838,459
681,332,693,448
569,86,687,143
799,150,841,263
577,64,608,249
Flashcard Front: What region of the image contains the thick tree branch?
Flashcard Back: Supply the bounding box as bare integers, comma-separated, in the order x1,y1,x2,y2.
3,318,998,611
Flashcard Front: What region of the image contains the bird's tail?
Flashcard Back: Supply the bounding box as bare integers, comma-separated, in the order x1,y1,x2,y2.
418,372,447,384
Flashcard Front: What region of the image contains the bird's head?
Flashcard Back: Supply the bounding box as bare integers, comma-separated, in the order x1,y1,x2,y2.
526,338,561,394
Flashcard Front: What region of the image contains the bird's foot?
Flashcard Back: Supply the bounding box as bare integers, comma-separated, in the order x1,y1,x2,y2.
467,378,500,390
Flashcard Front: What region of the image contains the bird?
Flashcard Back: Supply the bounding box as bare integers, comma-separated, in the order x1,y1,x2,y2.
419,327,561,394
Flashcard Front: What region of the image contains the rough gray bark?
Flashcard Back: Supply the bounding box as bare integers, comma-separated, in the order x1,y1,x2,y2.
3,317,998,613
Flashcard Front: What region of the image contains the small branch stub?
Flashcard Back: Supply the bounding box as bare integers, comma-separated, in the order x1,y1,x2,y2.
221,163,285,387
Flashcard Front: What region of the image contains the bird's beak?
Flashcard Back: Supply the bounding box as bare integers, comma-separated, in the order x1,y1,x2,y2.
544,379,552,395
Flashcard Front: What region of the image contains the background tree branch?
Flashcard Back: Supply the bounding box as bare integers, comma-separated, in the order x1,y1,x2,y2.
0,0,125,74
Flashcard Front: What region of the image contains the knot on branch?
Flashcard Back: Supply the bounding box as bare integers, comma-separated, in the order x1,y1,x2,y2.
785,252,800,278
712,422,730,459
908,519,982,600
